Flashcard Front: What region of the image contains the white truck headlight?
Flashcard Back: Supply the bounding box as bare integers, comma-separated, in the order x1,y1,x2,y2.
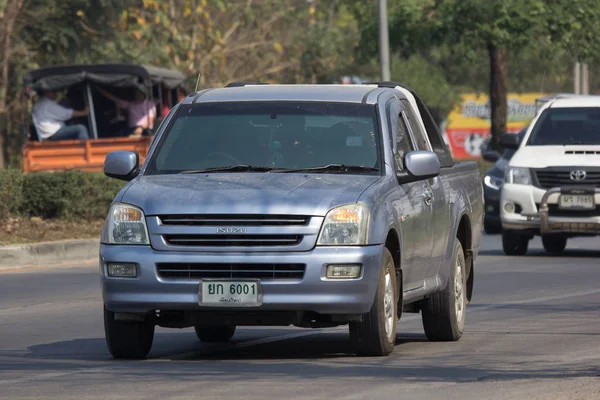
505,167,531,185
101,203,150,245
484,175,503,190
317,203,370,246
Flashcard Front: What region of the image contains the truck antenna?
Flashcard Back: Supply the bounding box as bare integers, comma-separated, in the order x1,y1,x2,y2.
195,72,201,92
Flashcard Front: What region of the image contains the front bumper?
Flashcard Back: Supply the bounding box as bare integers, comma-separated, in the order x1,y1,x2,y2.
501,184,600,234
100,244,384,315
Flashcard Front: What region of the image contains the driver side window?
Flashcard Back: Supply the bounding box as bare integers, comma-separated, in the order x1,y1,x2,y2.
395,115,414,171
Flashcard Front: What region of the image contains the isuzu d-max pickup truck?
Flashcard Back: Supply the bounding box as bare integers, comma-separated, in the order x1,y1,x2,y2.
100,82,483,359
500,95,600,255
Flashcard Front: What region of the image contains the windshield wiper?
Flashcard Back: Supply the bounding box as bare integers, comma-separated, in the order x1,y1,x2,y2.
180,165,277,174
271,164,380,173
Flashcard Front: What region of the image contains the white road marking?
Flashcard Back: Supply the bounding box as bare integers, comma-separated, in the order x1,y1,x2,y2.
0,368,108,385
1,287,599,385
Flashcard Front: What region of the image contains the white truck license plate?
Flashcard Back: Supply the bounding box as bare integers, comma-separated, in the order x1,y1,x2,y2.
558,195,595,210
199,280,262,306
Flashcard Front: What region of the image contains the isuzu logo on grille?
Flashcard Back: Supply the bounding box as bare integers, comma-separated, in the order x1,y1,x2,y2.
569,170,587,181
216,227,247,233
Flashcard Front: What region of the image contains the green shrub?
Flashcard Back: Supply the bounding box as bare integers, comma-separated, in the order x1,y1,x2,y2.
0,169,23,220
0,169,125,220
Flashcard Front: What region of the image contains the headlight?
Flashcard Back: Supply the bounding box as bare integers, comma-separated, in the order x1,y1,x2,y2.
484,175,503,190
317,203,370,246
101,203,150,245
505,167,531,185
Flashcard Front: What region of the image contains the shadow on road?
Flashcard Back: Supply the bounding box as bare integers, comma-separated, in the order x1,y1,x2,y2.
478,248,600,258
2,330,599,385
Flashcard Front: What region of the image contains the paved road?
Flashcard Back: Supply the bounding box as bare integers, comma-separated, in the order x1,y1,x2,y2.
1,234,599,400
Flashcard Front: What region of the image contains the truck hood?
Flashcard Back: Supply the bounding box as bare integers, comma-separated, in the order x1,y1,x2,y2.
120,173,381,216
510,145,600,168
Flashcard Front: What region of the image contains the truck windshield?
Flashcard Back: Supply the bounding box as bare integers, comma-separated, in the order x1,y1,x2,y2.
527,107,600,146
145,102,381,175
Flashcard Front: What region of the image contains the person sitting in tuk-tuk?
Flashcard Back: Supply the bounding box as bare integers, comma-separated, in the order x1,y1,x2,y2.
32,89,90,141
98,87,157,137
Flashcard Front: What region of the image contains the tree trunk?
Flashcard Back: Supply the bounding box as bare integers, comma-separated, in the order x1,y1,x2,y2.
0,122,4,169
0,0,26,169
488,45,508,152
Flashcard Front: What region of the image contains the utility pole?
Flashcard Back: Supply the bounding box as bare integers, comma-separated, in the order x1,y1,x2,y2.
378,0,391,81
582,63,589,95
574,62,581,94
574,62,590,95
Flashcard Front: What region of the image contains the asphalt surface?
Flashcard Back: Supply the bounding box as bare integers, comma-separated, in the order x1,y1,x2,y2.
1,234,599,400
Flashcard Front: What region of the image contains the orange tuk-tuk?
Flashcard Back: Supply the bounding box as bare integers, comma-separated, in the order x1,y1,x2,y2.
22,64,187,173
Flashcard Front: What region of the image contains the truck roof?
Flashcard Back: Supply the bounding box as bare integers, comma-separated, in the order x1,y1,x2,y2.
184,84,390,105
547,95,600,109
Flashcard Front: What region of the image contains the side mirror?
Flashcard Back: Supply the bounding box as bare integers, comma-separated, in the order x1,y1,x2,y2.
499,133,520,150
482,150,500,163
104,150,140,181
398,150,441,184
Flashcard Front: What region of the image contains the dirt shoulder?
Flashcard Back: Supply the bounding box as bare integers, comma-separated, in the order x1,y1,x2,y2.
0,218,104,246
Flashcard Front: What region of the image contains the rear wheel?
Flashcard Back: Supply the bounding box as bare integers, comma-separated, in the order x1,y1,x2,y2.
421,239,467,341
349,248,397,356
194,325,236,342
104,306,154,359
502,229,529,256
542,234,567,254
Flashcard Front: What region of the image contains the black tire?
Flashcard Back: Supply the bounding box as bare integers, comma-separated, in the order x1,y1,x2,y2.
421,239,467,342
349,248,397,356
502,229,529,256
194,325,236,343
104,306,154,359
483,219,501,235
542,234,568,254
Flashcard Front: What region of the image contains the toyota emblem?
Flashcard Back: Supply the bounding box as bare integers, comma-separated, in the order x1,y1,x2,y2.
569,170,587,181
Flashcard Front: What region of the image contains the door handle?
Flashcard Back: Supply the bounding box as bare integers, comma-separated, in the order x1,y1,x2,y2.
423,189,433,206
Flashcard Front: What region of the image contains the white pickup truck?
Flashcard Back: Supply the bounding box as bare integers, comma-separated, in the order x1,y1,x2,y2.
500,95,600,255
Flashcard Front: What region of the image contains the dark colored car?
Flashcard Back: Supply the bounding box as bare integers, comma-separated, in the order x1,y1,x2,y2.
481,128,527,234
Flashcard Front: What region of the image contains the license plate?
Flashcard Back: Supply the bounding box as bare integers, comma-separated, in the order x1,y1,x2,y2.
558,194,595,210
199,280,262,307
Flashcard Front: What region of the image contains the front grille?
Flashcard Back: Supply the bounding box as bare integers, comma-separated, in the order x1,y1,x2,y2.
157,263,306,280
159,214,310,226
534,168,600,189
547,204,600,218
536,204,600,217
163,234,302,247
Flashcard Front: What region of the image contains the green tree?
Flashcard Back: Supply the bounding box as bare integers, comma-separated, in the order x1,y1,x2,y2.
354,0,600,150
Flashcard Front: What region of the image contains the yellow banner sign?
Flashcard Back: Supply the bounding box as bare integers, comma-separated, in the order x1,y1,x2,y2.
445,92,546,159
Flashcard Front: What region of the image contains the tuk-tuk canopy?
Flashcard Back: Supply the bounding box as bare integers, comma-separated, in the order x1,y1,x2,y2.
24,63,187,92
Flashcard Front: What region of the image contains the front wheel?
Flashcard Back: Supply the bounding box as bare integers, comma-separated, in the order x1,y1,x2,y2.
421,239,467,341
194,325,236,342
542,234,567,254
502,229,529,256
104,306,155,359
349,248,397,356
484,219,501,235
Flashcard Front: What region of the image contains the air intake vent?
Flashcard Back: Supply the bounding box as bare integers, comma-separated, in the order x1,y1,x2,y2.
157,263,306,280
565,150,600,155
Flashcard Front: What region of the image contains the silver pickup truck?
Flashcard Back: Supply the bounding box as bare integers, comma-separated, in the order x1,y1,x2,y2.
100,82,483,359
